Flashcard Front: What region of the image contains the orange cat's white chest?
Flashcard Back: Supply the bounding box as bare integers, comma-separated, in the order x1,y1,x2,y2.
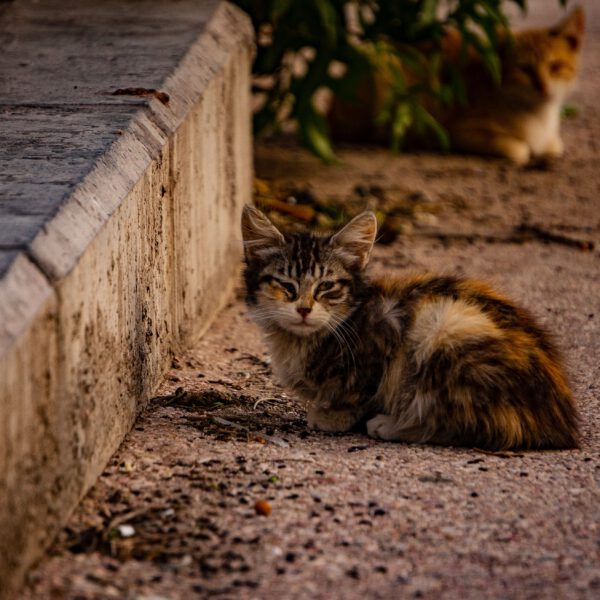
523,102,563,157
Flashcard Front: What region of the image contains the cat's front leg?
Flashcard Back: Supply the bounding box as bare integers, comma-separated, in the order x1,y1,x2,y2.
498,138,531,165
366,414,399,441
307,403,360,433
451,127,531,165
367,414,431,444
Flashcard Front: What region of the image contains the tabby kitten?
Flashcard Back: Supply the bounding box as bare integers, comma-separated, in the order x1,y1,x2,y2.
242,206,579,450
328,7,585,165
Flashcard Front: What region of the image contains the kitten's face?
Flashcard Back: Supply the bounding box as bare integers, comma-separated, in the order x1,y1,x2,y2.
502,7,584,104
242,207,377,337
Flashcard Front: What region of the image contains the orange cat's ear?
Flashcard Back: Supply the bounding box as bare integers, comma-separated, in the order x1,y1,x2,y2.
330,211,377,269
552,6,585,51
241,205,285,260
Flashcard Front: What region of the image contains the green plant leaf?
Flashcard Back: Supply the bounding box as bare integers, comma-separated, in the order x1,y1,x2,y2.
271,0,292,23
390,102,414,152
313,0,339,47
299,107,338,163
416,105,450,150
562,104,578,118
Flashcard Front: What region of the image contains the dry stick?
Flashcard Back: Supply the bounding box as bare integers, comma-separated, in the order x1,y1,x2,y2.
253,397,285,410
255,197,316,221
111,87,170,105
107,505,168,530
516,223,595,251
212,416,290,448
474,448,525,458
416,224,595,251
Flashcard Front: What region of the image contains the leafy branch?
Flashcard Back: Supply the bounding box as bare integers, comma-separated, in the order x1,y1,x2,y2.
234,0,568,161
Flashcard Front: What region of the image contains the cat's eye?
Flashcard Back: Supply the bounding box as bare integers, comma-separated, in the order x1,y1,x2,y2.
315,281,335,295
274,278,298,300
549,60,566,75
315,280,345,300
565,35,579,51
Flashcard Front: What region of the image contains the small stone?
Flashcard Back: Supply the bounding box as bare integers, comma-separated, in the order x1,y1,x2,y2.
179,554,193,567
407,190,435,203
254,499,272,516
117,524,135,538
346,566,360,579
119,460,135,474
414,212,439,226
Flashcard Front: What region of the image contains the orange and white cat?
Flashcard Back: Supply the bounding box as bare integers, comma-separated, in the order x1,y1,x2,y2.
328,7,585,165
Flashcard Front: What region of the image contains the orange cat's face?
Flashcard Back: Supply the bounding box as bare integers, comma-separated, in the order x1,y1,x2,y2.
501,7,584,105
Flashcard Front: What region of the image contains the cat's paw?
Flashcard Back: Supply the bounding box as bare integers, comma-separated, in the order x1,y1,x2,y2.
503,140,531,165
366,414,398,441
307,406,357,433
543,137,564,158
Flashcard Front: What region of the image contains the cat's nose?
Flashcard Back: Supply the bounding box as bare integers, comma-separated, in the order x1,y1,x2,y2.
296,306,312,318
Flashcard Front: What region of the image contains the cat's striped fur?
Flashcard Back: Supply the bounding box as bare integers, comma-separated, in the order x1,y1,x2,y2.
242,206,579,450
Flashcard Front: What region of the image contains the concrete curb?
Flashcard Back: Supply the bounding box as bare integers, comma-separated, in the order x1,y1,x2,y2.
0,1,253,596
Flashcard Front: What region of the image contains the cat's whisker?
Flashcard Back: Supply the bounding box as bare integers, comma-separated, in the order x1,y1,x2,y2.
324,321,356,373
327,313,362,357
324,317,358,372
330,314,362,347
247,306,289,320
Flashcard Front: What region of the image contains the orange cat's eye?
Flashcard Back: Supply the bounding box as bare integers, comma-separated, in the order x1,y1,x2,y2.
565,35,579,51
549,61,565,75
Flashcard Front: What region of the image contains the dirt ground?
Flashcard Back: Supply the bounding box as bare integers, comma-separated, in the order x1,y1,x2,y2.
23,2,600,599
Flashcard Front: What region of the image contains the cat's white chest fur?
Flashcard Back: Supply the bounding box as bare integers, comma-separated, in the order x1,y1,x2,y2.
524,101,563,157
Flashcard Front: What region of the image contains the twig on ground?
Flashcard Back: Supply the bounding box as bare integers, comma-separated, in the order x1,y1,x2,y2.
252,397,285,410
515,223,595,251
417,224,595,251
212,416,290,448
474,448,525,458
256,197,316,221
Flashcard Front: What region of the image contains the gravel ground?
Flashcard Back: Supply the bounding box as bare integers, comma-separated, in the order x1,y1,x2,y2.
23,2,600,599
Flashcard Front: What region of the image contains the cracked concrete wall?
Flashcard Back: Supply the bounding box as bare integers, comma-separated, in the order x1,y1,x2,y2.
0,1,253,597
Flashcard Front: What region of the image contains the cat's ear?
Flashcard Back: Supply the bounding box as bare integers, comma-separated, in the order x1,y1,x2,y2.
330,211,377,269
241,205,285,260
552,6,585,50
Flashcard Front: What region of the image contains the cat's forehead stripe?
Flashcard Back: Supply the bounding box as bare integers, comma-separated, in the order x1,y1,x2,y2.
268,233,340,282
286,233,321,279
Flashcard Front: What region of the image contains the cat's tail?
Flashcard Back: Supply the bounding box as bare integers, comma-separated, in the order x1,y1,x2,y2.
516,349,580,450
433,341,579,451
406,324,580,450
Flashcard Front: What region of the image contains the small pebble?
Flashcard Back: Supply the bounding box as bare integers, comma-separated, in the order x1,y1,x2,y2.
254,499,272,516
117,524,135,538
